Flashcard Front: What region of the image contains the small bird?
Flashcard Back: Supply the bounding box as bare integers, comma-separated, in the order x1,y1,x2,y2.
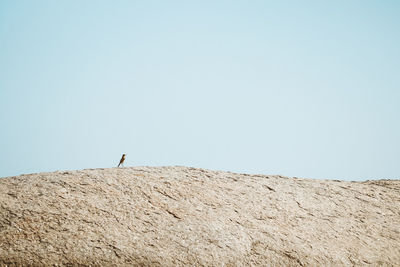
118,154,126,167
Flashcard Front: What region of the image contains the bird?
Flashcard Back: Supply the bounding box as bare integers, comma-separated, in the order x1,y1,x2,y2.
118,154,126,167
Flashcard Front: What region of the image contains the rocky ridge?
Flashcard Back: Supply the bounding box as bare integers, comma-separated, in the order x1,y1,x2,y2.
0,166,399,266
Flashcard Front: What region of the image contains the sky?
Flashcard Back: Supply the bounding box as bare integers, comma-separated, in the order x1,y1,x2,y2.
0,1,399,180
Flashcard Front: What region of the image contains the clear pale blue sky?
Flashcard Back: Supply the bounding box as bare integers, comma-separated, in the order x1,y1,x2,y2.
0,1,399,180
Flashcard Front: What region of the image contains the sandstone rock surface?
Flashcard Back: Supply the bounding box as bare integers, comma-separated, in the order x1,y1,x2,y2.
0,166,399,266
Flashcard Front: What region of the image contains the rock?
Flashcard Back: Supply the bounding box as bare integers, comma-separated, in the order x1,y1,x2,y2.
0,166,399,266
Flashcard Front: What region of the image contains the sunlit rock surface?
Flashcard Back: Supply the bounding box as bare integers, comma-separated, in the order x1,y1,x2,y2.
0,166,399,266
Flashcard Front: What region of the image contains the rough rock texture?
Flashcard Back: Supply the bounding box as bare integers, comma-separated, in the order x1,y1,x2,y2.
0,166,399,266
